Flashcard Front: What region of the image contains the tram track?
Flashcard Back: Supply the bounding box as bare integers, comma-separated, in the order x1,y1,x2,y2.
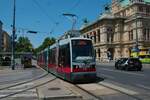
0,72,48,91
0,73,57,99
73,81,144,100
98,82,144,100
74,84,102,100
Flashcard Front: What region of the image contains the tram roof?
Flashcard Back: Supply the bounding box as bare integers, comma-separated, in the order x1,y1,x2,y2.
49,37,92,49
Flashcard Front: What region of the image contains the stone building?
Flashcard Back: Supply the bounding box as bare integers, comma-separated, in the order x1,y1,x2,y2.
0,20,11,52
0,20,3,52
80,0,150,62
2,31,11,52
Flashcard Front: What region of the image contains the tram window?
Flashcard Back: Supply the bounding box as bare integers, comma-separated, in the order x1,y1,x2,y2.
49,49,52,63
59,43,70,67
51,48,56,64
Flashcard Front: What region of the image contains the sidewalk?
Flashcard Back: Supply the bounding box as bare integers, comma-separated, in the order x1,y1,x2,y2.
37,79,82,100
0,65,47,88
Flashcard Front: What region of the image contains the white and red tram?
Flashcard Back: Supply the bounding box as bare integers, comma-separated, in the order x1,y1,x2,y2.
37,37,96,82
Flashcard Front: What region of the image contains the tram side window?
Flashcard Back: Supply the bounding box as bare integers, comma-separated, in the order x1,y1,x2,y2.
49,49,52,64
59,44,70,67
44,51,47,64
51,48,56,65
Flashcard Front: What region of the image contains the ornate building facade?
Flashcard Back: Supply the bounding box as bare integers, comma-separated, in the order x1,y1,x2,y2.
0,20,11,52
80,0,150,61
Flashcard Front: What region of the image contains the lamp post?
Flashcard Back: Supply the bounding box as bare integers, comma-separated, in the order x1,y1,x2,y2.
134,15,141,54
135,15,138,50
11,0,16,70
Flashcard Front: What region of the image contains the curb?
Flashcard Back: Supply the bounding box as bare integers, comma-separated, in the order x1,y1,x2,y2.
38,94,82,100
37,79,82,100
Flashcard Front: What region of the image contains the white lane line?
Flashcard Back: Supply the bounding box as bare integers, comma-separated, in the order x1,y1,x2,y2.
99,81,138,95
0,89,36,93
0,89,37,98
136,84,150,90
0,94,6,97
100,74,115,79
78,84,105,91
10,82,34,89
100,68,145,77
11,93,37,97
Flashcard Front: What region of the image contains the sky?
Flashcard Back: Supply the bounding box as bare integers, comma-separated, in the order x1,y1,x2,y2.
0,0,111,48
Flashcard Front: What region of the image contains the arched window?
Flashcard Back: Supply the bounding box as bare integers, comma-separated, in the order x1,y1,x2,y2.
98,49,101,57
97,29,100,42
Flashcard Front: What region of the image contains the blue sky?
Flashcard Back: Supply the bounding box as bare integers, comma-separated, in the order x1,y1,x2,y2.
0,0,111,48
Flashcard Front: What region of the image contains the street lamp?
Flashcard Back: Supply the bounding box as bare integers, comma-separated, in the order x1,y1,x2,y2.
134,15,141,53
11,0,16,70
27,31,37,34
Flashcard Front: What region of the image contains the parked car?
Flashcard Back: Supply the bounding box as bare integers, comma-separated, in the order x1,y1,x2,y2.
115,58,142,71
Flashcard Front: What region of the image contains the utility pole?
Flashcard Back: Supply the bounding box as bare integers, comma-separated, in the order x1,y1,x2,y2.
62,13,77,31
135,15,140,55
135,15,138,50
11,0,16,70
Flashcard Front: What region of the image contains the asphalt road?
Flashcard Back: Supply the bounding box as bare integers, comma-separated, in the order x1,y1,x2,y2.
96,63,150,99
0,59,46,85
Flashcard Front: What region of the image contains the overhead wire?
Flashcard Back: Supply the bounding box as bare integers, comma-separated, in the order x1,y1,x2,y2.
69,0,81,12
31,0,60,35
32,0,55,24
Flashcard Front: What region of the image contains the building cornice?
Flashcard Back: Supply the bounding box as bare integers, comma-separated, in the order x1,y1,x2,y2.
113,2,150,15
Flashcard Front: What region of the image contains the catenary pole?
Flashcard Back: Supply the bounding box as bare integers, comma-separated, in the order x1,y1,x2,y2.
11,0,16,70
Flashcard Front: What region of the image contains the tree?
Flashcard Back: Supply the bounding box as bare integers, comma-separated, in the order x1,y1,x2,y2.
15,37,33,52
34,37,56,54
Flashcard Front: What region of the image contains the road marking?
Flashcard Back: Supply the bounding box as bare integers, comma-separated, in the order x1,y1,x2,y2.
78,84,106,90
0,82,37,98
136,84,150,90
99,81,138,95
0,92,37,98
0,94,6,97
100,68,145,77
99,74,115,79
11,92,37,97
0,89,36,93
10,82,34,89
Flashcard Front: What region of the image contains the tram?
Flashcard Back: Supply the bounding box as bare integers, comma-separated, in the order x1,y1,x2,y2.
37,31,96,82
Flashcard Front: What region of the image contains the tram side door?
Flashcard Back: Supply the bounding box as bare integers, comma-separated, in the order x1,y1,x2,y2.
58,45,65,78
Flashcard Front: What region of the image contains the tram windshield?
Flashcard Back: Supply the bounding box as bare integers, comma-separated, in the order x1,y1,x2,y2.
72,40,94,61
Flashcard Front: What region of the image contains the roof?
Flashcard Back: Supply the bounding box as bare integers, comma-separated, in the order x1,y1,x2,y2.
99,11,115,20
80,11,116,30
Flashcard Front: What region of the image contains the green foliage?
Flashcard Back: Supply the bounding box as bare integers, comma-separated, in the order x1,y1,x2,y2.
15,37,33,52
34,37,56,54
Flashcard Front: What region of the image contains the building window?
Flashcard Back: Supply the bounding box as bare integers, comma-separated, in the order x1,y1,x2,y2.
107,33,110,42
98,48,100,58
143,28,150,40
143,29,146,40
146,7,150,13
87,34,89,38
129,30,133,41
139,6,143,12
93,31,96,43
148,29,150,40
97,29,100,42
